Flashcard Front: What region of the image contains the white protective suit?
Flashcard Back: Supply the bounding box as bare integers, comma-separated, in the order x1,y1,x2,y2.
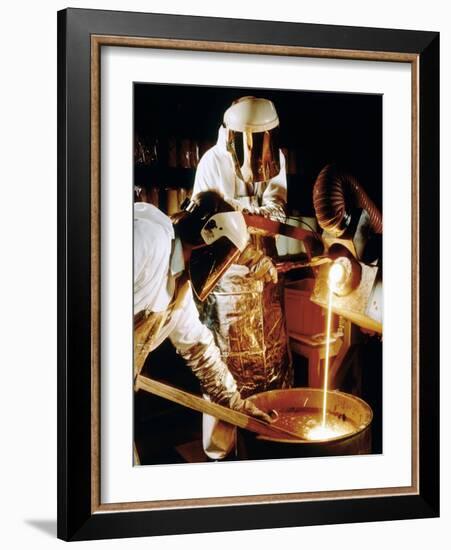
134,202,241,414
195,126,287,220
193,126,293,458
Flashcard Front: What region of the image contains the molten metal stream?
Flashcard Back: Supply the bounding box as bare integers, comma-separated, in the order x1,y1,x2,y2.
321,286,335,427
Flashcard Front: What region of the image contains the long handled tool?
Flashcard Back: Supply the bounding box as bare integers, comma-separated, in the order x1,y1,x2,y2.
135,375,304,441
243,213,323,259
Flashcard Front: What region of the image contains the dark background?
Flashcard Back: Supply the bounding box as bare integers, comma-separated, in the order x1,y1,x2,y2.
134,82,382,215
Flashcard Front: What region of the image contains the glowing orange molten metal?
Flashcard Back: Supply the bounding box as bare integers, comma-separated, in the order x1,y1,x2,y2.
320,262,346,429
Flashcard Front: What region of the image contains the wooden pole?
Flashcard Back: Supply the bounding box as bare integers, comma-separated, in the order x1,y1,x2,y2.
135,375,303,441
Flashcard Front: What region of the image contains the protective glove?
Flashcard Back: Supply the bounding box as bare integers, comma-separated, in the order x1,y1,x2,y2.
237,244,278,284
248,254,278,283
229,393,273,424
227,198,286,222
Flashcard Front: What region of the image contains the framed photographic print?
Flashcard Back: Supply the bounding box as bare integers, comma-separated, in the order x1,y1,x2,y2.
57,8,439,541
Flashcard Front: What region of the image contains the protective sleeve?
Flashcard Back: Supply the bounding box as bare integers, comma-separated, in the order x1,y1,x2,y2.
192,150,223,194
168,289,240,406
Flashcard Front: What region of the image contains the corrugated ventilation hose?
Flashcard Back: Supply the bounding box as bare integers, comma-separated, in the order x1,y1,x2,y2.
312,164,382,236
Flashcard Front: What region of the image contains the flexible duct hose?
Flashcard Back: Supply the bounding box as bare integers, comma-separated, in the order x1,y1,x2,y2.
312,164,382,236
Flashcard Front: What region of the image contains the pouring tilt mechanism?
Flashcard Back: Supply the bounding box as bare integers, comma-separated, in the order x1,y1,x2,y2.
244,164,383,334
310,165,383,333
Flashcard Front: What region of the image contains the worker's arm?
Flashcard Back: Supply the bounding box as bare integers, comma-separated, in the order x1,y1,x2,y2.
193,149,286,222
256,150,288,220
169,290,271,422
227,150,287,221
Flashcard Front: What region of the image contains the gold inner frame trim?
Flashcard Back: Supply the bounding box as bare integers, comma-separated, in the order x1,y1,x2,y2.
90,34,420,514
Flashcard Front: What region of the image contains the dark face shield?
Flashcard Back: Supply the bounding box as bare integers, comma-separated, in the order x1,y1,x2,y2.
189,237,242,302
227,127,281,184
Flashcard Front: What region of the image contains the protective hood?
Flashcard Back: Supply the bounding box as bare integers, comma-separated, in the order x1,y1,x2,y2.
222,97,281,184
189,238,242,302
189,210,249,301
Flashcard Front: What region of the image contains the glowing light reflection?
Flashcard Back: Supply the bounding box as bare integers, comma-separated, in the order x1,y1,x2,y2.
329,262,346,289
307,421,352,441
307,425,339,441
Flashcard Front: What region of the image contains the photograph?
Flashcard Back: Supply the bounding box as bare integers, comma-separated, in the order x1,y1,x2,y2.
133,83,383,466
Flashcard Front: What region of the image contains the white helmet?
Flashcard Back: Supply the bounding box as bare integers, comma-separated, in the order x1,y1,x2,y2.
200,211,248,252
175,192,249,301
223,96,281,184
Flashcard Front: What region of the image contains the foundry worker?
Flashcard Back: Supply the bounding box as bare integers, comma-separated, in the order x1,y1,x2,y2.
134,191,272,455
192,97,293,458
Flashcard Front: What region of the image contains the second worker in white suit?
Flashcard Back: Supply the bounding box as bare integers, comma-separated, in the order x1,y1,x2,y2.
134,191,272,463
193,96,293,459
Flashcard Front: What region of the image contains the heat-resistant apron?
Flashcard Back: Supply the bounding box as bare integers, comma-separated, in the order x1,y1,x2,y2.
198,193,293,398
200,192,292,460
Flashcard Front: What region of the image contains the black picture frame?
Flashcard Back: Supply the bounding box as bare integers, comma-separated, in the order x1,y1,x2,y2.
57,8,439,541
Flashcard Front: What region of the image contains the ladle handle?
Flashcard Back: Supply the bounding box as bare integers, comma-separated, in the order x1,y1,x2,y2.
135,375,302,441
